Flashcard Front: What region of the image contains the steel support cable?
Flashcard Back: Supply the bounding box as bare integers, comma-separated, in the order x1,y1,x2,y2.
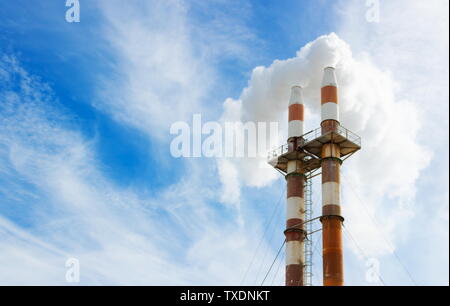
341,171,418,286
270,182,321,286
270,248,285,286
311,233,322,286
342,225,387,286
254,203,284,285
271,176,321,285
276,214,320,285
306,214,386,285
270,252,285,286
240,185,285,285
261,239,286,286
286,216,321,232
268,230,320,286
298,228,322,287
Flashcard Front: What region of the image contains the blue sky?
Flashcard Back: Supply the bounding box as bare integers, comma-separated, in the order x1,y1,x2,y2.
0,0,448,285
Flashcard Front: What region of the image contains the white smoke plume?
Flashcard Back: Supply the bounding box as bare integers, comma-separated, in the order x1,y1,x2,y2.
218,33,431,256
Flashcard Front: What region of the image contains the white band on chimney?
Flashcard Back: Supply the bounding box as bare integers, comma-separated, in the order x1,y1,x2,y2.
321,102,339,122
289,86,304,106
288,120,304,139
322,182,340,207
322,67,338,87
286,241,304,265
287,197,305,220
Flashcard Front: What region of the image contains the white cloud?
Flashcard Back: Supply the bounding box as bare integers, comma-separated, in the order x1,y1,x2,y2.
93,0,210,141
93,0,259,210
217,158,241,206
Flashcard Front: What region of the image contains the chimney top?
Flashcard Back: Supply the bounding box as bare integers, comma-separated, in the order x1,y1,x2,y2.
289,85,304,105
322,67,338,87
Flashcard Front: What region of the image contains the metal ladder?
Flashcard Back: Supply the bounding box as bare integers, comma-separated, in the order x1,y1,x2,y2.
304,173,313,286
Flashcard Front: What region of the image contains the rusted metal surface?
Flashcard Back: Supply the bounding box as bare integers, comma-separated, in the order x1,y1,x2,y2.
287,175,304,197
286,218,304,231
285,229,304,242
321,119,340,134
322,204,341,216
322,160,340,183
321,141,344,286
286,264,303,286
322,217,344,286
321,143,341,159
296,126,361,159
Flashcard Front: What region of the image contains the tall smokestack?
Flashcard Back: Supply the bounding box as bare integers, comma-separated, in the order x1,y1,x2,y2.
320,67,344,286
288,86,304,141
285,86,306,286
268,68,360,287
321,66,339,130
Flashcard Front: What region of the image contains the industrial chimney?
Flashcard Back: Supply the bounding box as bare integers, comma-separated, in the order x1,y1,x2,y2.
285,86,306,286
268,66,361,286
320,67,344,286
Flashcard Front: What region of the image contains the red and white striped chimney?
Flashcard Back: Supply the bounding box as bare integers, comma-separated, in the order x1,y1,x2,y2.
321,67,339,127
285,86,306,286
288,86,304,141
320,67,344,286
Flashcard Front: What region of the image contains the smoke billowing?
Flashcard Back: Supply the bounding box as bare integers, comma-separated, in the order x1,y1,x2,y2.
218,33,431,257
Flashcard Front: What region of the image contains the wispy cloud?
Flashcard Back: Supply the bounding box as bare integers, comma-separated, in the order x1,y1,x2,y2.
94,0,256,141
0,55,275,285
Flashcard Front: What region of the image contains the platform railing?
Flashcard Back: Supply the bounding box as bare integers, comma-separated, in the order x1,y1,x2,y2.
267,143,289,161
335,125,361,146
301,125,361,146
267,125,361,161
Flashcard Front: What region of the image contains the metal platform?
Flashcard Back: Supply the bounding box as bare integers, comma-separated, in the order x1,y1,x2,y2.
267,125,361,173
301,125,361,158
267,143,321,174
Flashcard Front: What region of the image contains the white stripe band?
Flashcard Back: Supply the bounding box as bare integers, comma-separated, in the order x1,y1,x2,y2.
286,160,297,174
322,67,338,87
322,182,340,206
286,241,304,265
289,86,303,106
287,197,305,220
321,102,339,122
288,120,304,138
